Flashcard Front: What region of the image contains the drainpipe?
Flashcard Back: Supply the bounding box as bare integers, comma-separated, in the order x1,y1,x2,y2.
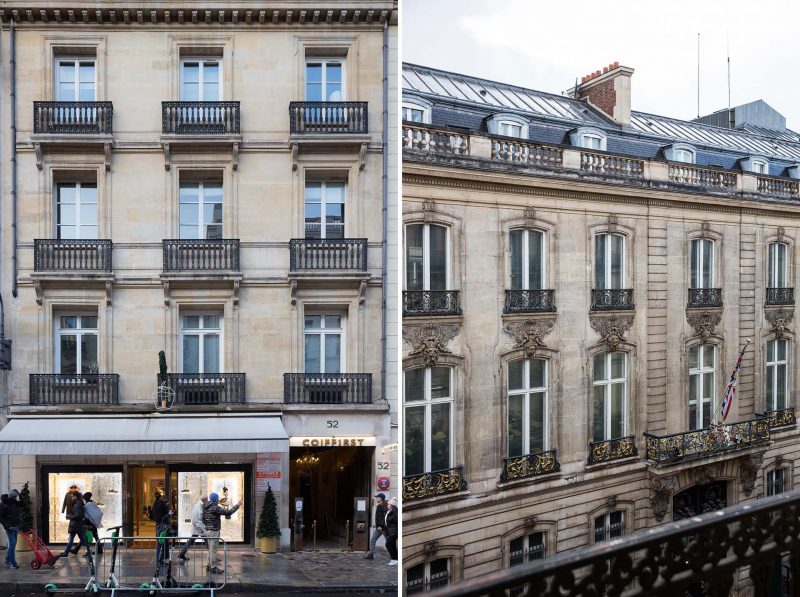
10,18,16,299
380,20,388,403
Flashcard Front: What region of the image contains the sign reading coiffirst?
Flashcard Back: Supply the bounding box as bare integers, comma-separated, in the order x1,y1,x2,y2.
289,436,377,447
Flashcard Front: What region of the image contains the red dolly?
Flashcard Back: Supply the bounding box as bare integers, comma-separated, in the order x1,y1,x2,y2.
19,529,60,569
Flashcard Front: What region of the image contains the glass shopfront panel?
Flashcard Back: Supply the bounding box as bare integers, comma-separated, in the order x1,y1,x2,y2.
177,471,245,542
47,471,123,543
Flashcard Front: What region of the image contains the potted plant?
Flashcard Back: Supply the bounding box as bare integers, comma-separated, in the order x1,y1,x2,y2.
16,482,33,552
84,360,99,383
257,484,281,553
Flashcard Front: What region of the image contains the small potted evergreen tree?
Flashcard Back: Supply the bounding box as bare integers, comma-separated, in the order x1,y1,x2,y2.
256,484,281,553
16,482,33,552
156,351,173,408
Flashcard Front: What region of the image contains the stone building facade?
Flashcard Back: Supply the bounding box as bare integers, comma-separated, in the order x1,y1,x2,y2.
401,62,800,593
0,0,397,551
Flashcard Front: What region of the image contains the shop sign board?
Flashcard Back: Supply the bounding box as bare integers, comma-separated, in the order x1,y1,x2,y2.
289,436,377,447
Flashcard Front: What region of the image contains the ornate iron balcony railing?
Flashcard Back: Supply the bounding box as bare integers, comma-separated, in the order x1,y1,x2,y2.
644,416,770,465
687,287,723,308
403,290,461,316
289,239,367,271
590,289,634,311
34,239,112,272
162,239,240,272
766,287,794,306
283,373,372,404
504,289,556,313
500,450,560,482
289,101,368,134
587,436,637,465
162,101,240,135
403,466,467,502
762,408,796,429
33,101,113,134
30,374,119,406
162,373,245,405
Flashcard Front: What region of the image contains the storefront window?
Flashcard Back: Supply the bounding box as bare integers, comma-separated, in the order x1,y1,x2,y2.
177,471,244,542
48,472,123,543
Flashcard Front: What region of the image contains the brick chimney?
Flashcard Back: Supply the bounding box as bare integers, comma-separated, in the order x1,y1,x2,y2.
570,62,634,126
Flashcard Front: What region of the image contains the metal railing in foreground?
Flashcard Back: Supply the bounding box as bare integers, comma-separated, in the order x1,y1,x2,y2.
424,489,800,597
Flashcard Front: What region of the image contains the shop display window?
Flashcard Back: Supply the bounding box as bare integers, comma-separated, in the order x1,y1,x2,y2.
48,472,123,543
177,471,244,542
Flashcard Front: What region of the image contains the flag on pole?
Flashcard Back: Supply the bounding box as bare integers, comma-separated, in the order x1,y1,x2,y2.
720,340,750,422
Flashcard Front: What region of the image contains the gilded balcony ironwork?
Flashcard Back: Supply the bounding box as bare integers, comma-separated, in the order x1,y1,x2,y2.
504,289,556,314
283,373,372,404
403,466,467,502
590,289,634,311
289,101,368,134
403,290,461,316
162,239,240,272
162,101,240,135
644,416,770,465
30,374,119,405
766,287,794,306
763,408,796,429
33,101,113,134
162,373,245,405
34,239,112,272
500,450,560,482
587,436,637,465
289,239,367,271
687,287,723,308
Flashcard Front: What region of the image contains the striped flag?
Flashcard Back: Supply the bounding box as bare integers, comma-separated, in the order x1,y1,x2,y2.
720,340,750,422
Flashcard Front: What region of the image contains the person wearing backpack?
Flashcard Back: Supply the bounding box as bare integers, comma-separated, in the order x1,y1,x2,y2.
0,491,21,568
82,493,103,555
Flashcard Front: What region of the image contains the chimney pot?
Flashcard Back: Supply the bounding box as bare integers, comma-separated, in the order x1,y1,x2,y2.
613,61,619,68
595,70,601,77
603,66,608,74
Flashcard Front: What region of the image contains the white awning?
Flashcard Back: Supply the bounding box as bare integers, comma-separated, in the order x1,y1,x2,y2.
0,415,288,455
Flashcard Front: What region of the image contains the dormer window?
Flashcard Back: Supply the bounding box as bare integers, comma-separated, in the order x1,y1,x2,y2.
402,96,433,124
741,156,769,175
569,127,607,151
487,114,528,139
664,143,696,164
499,121,523,138
673,149,693,163
581,134,603,150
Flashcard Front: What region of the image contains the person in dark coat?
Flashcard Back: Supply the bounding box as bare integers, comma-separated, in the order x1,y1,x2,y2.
151,493,172,564
0,491,21,568
59,492,89,558
61,485,79,516
202,492,241,574
82,493,103,555
384,497,398,566
364,493,387,560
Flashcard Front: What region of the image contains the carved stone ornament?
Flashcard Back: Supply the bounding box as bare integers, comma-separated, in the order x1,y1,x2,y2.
589,314,634,352
607,213,618,232
701,220,711,238
692,463,721,486
739,454,764,497
422,200,436,223
504,318,556,357
650,475,677,522
686,310,722,343
524,206,537,228
765,307,794,339
423,540,438,561
403,323,460,366
523,515,537,530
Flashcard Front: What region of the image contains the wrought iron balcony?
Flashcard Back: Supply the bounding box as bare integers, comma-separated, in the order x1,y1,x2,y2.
587,436,637,465
283,373,372,404
403,291,461,316
766,287,794,306
644,416,770,465
762,408,796,430
34,239,112,272
687,287,723,308
590,289,634,311
289,101,368,134
162,101,240,135
33,101,113,134
500,450,560,482
289,239,367,271
30,374,119,406
162,239,240,272
403,466,467,502
162,373,245,405
504,289,556,313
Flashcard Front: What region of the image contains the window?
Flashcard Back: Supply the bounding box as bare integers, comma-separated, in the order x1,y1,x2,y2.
690,239,714,289
768,243,788,288
56,183,97,240
509,230,544,290
304,314,343,373
56,315,98,374
688,345,715,430
305,182,345,239
752,160,768,174
594,511,624,542
767,468,787,497
55,59,96,101
595,233,624,290
507,359,547,457
766,339,788,412
406,224,449,291
306,60,343,101
498,121,523,138
180,60,221,101
673,148,694,163
181,314,222,373
406,559,450,594
179,181,222,240
581,134,603,150
404,367,453,476
592,353,626,442
403,103,428,123
509,532,545,566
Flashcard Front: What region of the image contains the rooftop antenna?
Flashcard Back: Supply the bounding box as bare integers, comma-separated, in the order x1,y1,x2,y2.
697,32,700,119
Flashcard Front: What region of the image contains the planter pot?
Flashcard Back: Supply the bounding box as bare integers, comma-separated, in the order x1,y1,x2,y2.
16,532,32,552
258,536,278,553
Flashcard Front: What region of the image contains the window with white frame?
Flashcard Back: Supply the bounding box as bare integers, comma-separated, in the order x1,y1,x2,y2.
688,345,715,430
403,103,429,123
498,121,523,138
56,315,98,374
306,60,343,101
768,242,788,288
672,148,694,163
509,229,545,290
55,58,96,101
581,134,603,150
690,238,714,289
404,366,453,476
179,181,223,240
405,559,450,594
180,60,221,101
507,359,547,457
181,314,222,374
304,314,343,374
767,468,787,496
509,531,545,566
56,183,97,240
592,353,626,442
751,160,768,174
305,181,345,239
406,224,449,291
766,339,788,412
594,511,624,542
595,233,624,290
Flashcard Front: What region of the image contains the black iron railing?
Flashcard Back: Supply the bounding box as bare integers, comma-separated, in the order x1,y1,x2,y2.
644,416,770,465
504,289,556,313
403,466,467,502
590,289,634,311
289,239,367,271
687,287,723,308
763,408,797,429
283,373,372,404
766,287,795,306
30,374,119,405
162,373,245,405
587,436,637,465
162,239,240,271
289,101,368,134
34,239,112,272
162,101,240,134
403,291,461,316
33,101,113,134
500,450,560,482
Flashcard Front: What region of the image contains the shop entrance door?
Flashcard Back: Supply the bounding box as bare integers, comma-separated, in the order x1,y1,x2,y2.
131,466,166,538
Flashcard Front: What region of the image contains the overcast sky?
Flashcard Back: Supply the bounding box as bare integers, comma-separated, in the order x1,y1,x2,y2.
402,0,800,131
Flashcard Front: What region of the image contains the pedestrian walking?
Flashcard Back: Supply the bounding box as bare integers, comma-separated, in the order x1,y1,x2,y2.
0,491,21,568
151,493,173,564
202,492,241,574
364,492,387,560
179,495,207,560
384,497,398,566
82,492,104,555
59,492,89,558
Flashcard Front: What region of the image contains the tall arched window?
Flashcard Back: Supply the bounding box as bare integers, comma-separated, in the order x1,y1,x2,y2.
592,352,626,441
594,233,624,289
405,224,449,291
509,230,545,290
766,339,788,412
507,358,548,457
688,345,715,430
404,366,453,475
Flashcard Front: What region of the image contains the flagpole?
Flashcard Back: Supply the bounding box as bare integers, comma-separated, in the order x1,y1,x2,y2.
714,339,751,426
